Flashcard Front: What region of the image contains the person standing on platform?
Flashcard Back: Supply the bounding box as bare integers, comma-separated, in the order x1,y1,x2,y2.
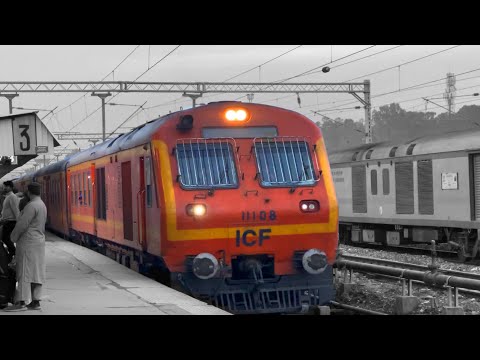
0,181,20,262
3,182,47,312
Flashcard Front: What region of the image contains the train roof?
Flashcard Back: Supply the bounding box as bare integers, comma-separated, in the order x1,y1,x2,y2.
25,101,314,177
12,172,34,183
65,117,170,168
329,128,480,164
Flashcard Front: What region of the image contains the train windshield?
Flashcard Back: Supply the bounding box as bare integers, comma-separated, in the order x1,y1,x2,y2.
176,141,238,189
254,138,317,187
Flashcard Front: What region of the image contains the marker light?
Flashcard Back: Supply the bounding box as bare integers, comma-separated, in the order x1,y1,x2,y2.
186,204,207,217
300,200,319,213
225,108,249,122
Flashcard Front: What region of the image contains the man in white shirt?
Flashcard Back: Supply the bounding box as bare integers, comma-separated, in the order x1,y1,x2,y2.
0,181,20,262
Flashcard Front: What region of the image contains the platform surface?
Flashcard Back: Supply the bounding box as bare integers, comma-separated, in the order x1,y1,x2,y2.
1,232,230,315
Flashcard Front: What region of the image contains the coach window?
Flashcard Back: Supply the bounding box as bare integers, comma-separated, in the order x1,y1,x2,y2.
383,168,390,195
145,156,152,207
371,169,377,195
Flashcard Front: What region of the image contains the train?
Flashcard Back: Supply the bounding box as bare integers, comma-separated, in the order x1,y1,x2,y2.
12,101,339,314
329,128,480,261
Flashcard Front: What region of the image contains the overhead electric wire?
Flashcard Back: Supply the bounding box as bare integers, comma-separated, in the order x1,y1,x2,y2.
297,45,405,79
223,45,303,82
273,45,377,83
314,66,480,114
45,45,142,125
144,45,306,111
68,45,181,133
235,45,405,104
257,45,461,107
338,45,461,82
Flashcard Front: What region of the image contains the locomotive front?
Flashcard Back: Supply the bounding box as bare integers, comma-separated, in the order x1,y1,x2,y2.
151,102,338,314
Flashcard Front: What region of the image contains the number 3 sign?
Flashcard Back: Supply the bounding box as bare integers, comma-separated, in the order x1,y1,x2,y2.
13,116,36,155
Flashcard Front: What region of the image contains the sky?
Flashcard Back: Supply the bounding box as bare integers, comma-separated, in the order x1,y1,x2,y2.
1,44,479,175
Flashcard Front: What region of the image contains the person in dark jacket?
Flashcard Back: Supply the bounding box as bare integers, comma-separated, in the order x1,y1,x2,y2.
0,181,20,262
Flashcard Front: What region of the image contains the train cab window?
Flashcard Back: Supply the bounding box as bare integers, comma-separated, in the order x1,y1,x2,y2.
176,141,238,189
383,168,390,195
254,139,316,187
145,156,152,207
371,169,378,195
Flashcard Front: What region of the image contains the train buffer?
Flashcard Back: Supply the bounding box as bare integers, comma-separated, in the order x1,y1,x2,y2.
1,232,230,315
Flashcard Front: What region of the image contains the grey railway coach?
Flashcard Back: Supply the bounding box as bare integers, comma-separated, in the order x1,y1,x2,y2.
329,129,480,261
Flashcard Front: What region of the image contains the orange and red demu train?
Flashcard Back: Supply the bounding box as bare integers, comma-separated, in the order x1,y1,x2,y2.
14,101,338,314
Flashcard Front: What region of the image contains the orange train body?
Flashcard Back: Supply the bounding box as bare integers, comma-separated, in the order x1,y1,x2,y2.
14,101,338,314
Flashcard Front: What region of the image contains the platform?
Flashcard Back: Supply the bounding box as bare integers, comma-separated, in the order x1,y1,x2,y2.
1,232,230,315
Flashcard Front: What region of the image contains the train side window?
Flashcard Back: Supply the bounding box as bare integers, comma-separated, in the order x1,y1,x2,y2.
145,156,152,208
383,168,390,195
371,169,377,195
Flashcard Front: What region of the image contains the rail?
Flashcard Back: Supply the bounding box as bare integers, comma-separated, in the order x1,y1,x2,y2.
335,258,480,291
340,254,480,281
329,301,388,315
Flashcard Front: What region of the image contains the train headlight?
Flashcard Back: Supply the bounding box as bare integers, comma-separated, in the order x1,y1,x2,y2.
300,200,319,213
226,110,237,121
192,253,219,280
225,108,249,122
186,204,207,217
302,249,328,275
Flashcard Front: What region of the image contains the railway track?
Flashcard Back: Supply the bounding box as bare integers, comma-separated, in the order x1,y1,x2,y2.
341,241,461,261
329,301,388,315
339,254,480,281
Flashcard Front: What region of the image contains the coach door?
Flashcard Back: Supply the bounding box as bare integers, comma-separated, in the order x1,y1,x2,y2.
121,161,134,241
473,154,480,220
137,157,147,250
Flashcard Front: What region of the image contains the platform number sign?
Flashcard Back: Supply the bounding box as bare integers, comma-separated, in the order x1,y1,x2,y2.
19,125,30,151
12,116,37,155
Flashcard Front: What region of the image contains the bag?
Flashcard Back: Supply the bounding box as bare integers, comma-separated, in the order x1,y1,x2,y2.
0,244,15,305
